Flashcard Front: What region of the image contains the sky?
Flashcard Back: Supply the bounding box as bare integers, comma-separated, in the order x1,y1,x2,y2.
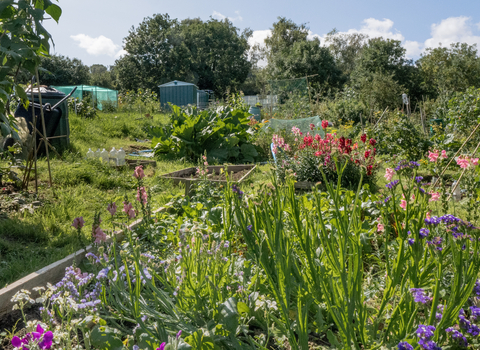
43,0,480,67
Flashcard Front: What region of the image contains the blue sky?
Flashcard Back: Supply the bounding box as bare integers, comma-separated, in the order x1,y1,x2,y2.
44,0,480,67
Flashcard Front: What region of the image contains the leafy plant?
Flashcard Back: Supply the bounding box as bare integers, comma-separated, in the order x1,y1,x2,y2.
150,104,259,163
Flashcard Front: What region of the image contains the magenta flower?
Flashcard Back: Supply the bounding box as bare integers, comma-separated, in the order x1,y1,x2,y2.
72,217,85,229
441,150,447,159
12,324,53,350
107,202,117,216
157,343,166,350
377,223,385,232
133,165,145,179
472,158,479,166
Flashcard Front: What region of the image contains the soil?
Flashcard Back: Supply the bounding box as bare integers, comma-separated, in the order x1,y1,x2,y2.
179,168,251,182
0,305,42,349
125,143,151,153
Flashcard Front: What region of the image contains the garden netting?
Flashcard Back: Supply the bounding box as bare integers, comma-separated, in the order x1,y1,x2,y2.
51,85,118,110
261,115,326,137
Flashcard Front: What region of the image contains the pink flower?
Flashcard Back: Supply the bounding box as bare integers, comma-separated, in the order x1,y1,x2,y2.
429,192,440,202
377,223,384,232
457,157,470,169
321,120,329,129
107,202,117,217
309,123,315,131
426,211,431,219
384,168,395,181
123,202,136,219
72,217,85,229
428,151,439,162
472,158,479,166
400,200,407,210
136,187,148,205
441,150,447,159
93,226,107,243
157,343,166,350
133,165,145,179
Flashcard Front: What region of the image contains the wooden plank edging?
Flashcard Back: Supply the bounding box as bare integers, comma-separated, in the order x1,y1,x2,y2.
0,207,165,316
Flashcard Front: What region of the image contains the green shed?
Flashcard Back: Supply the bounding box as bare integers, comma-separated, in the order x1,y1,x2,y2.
51,85,118,111
159,80,197,109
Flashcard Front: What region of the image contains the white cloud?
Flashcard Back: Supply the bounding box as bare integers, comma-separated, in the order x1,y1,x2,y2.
71,34,124,57
211,10,243,23
248,29,271,48
424,16,480,49
114,49,127,59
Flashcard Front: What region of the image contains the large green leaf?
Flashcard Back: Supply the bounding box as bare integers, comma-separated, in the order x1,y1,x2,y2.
90,325,124,350
184,330,218,350
240,143,258,160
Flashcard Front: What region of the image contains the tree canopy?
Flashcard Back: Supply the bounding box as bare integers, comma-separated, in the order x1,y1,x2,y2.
38,54,90,86
115,14,251,96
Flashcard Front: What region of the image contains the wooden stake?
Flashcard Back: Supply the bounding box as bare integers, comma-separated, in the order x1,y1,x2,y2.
35,68,53,188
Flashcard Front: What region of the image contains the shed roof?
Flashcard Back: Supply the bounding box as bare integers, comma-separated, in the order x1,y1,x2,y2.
158,80,197,87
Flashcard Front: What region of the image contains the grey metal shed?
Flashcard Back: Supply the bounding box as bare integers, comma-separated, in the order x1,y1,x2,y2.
159,80,197,109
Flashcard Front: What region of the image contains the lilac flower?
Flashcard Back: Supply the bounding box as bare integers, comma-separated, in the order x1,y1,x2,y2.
397,342,413,350
410,288,430,304
385,180,400,189
419,228,430,238
446,327,468,347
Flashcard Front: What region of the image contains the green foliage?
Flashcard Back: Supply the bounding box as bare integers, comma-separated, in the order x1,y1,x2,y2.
366,112,430,160
272,91,311,119
444,87,480,146
68,96,97,119
0,0,62,138
418,42,480,97
263,17,343,94
115,14,251,96
151,105,259,163
38,54,90,86
118,88,159,115
351,38,422,104
322,87,366,125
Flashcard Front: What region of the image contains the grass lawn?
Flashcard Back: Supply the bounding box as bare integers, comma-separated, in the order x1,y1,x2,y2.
0,110,188,287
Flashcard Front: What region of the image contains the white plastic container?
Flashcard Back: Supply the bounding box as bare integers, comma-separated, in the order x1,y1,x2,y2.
109,147,117,165
116,147,126,166
86,148,94,159
100,148,109,163
95,148,101,161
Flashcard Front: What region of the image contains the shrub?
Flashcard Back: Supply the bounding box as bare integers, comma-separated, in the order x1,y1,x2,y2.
149,104,259,163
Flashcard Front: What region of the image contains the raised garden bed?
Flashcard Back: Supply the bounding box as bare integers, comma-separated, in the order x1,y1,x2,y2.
160,164,256,195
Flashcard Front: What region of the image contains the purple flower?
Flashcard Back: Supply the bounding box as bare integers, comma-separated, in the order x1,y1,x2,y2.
157,343,166,350
397,342,413,350
384,196,391,203
419,228,430,238
416,324,435,340
446,328,468,347
385,180,400,189
247,225,252,231
474,280,480,296
410,288,430,304
176,330,182,339
408,238,415,246
415,176,424,183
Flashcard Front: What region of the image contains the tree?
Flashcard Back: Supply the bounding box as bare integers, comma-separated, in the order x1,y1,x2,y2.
90,64,118,90
351,38,423,105
418,43,480,97
263,17,343,95
115,14,251,96
38,54,90,86
0,0,61,138
179,18,251,96
324,29,368,77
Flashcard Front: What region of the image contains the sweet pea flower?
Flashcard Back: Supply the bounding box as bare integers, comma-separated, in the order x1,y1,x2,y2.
384,168,395,181
309,123,315,131
133,165,145,179
107,202,117,216
441,150,447,159
72,217,85,230
377,224,385,232
321,120,329,129
472,158,479,166
428,151,439,162
457,157,470,169
400,200,407,210
429,192,440,202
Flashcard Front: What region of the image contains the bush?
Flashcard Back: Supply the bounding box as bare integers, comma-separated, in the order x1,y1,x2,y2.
149,104,259,163
118,88,159,115
100,100,117,113
68,96,97,119
366,111,430,161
